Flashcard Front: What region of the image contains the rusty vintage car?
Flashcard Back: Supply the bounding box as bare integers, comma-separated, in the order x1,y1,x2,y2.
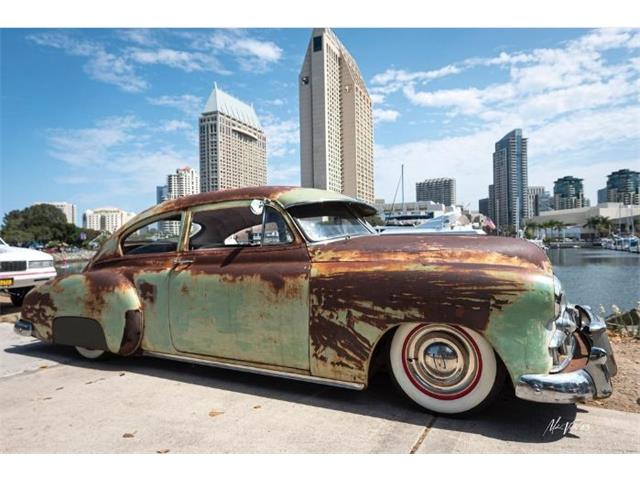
14,186,616,414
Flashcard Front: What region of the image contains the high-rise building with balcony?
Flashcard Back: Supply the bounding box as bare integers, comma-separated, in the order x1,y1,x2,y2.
199,84,266,193
415,178,456,206
492,129,528,230
83,208,136,233
158,167,200,235
299,28,374,204
553,176,590,210
605,169,639,205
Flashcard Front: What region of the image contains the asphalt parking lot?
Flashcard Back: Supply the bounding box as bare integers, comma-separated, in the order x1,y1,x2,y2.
0,323,638,454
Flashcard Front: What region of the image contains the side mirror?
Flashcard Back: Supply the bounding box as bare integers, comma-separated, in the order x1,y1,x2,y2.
250,199,264,216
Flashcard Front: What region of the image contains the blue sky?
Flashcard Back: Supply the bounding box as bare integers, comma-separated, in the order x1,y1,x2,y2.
1,28,638,222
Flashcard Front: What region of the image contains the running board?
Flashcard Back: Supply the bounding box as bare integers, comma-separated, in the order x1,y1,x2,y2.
144,351,366,391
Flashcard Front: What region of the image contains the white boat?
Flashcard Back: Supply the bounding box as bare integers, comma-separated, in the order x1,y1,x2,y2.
379,211,486,235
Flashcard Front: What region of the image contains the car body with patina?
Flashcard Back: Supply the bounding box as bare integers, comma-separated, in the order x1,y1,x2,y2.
15,187,617,414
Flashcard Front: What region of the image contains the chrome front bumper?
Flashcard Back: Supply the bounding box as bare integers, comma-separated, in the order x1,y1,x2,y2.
14,319,33,337
515,305,617,404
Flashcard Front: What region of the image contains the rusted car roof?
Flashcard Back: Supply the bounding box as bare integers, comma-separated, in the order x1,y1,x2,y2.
126,186,376,231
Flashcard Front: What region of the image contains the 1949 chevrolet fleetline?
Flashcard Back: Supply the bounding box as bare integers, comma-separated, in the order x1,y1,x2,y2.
15,187,617,414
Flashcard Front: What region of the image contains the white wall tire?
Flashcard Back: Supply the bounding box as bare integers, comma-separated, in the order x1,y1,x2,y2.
75,346,106,360
389,323,500,415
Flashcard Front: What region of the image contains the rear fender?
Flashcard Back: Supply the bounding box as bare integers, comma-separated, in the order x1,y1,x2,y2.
22,271,143,355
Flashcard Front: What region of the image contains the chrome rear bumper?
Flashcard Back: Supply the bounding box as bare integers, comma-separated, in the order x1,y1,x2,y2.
515,305,616,404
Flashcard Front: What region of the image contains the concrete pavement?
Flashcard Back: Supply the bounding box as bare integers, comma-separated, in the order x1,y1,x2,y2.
1,323,638,453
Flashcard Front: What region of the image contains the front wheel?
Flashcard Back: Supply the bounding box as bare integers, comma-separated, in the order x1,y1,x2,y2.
389,323,503,415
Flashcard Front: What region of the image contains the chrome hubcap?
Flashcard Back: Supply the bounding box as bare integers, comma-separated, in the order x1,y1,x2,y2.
404,325,480,397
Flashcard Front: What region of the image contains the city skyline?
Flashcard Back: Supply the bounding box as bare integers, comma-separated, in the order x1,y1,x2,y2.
1,28,639,218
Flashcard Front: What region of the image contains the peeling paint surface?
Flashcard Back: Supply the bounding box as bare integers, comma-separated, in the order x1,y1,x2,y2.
19,187,560,390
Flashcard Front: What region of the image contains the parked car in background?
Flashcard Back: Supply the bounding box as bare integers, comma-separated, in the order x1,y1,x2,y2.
14,187,616,415
1,237,57,306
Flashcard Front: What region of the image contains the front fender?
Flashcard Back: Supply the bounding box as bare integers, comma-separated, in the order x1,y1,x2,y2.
21,270,143,354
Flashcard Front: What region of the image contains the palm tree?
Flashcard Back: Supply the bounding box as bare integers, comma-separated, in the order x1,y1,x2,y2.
584,215,612,238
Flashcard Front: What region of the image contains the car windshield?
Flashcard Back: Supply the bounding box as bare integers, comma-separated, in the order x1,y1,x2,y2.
288,202,373,242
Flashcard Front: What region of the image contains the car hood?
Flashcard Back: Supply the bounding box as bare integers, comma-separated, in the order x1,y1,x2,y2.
0,245,54,262
307,234,552,274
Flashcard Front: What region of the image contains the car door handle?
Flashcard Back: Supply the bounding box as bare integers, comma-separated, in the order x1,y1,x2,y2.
174,258,194,266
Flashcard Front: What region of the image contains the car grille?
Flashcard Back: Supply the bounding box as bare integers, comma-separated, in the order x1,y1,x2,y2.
0,261,27,272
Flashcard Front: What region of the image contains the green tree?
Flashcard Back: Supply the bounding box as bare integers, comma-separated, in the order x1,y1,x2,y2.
0,204,99,247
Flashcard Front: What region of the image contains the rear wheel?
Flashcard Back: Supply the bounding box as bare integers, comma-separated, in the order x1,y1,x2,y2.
9,287,31,307
75,346,106,360
389,323,503,415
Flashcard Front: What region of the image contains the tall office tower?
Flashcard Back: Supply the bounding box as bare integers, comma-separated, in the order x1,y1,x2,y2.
492,129,528,230
488,184,495,221
553,176,590,210
526,186,545,218
415,178,456,206
478,198,490,217
199,84,266,193
299,28,374,204
606,169,640,205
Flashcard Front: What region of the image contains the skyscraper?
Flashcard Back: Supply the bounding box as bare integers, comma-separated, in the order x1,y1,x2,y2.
156,185,168,204
167,167,200,199
161,167,200,235
553,176,590,210
605,169,639,205
492,129,528,230
199,84,266,193
299,28,374,204
478,197,490,217
415,178,456,206
83,208,136,233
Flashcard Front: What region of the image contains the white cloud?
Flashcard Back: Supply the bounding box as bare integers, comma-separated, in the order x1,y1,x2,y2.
147,94,203,116
47,115,196,207
158,120,192,132
128,48,228,73
118,29,159,47
268,162,300,186
205,30,283,72
47,116,144,167
262,115,299,158
28,32,147,92
370,93,385,104
373,108,400,123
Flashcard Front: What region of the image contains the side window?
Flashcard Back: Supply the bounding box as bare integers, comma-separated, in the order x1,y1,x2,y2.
189,205,293,250
122,214,182,256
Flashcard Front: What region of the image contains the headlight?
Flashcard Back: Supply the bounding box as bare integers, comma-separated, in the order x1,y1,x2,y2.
29,260,54,269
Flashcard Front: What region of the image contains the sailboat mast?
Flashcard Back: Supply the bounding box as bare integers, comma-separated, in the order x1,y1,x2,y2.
401,164,405,213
